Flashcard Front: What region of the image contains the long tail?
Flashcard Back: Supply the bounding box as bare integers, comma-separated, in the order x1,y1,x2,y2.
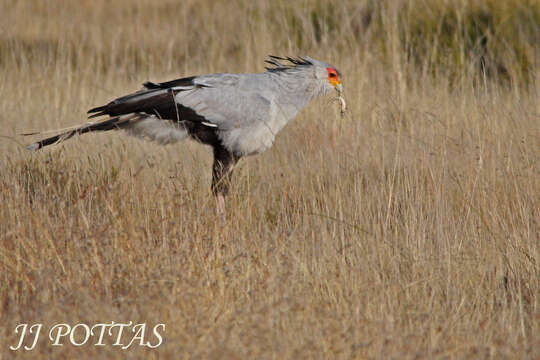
25,114,141,151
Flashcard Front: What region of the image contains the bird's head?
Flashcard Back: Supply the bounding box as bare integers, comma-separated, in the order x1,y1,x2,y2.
307,58,346,116
265,56,343,94
324,67,343,93
307,57,343,95
265,56,346,115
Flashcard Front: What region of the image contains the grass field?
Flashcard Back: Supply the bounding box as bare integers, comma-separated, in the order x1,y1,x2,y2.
1,0,539,358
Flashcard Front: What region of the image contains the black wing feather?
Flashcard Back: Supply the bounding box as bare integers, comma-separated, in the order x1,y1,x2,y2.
88,79,207,123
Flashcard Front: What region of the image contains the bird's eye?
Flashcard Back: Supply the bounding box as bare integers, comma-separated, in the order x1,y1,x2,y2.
329,73,337,78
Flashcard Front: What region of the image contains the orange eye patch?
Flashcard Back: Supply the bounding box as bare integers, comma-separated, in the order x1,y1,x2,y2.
326,67,338,79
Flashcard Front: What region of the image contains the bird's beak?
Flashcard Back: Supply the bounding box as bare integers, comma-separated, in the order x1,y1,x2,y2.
335,82,343,93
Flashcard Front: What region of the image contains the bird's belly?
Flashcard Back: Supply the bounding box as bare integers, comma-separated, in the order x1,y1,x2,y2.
219,126,275,156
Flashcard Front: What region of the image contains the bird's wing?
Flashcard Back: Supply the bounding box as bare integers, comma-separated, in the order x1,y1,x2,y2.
174,73,274,131
87,75,210,125
87,73,274,131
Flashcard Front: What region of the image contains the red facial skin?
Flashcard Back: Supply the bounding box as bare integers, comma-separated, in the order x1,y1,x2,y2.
326,67,341,87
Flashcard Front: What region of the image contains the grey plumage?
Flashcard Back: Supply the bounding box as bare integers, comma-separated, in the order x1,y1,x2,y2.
25,56,344,216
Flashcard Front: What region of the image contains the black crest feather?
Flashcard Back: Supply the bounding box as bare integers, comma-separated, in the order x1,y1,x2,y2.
265,55,313,72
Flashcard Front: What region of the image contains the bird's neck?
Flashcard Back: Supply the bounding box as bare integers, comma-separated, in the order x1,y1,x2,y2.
270,70,323,119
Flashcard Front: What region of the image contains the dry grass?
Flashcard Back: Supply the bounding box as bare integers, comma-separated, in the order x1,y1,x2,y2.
1,0,539,358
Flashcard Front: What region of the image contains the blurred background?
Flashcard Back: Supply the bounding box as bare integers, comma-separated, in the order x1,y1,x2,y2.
0,1,538,358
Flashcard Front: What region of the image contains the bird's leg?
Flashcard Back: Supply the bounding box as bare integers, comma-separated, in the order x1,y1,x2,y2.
216,193,226,219
211,145,238,219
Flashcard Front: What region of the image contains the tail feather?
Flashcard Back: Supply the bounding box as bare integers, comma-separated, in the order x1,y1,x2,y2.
88,111,108,119
87,105,107,114
26,115,136,151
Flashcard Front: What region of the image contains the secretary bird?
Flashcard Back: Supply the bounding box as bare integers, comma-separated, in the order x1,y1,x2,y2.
26,56,345,217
